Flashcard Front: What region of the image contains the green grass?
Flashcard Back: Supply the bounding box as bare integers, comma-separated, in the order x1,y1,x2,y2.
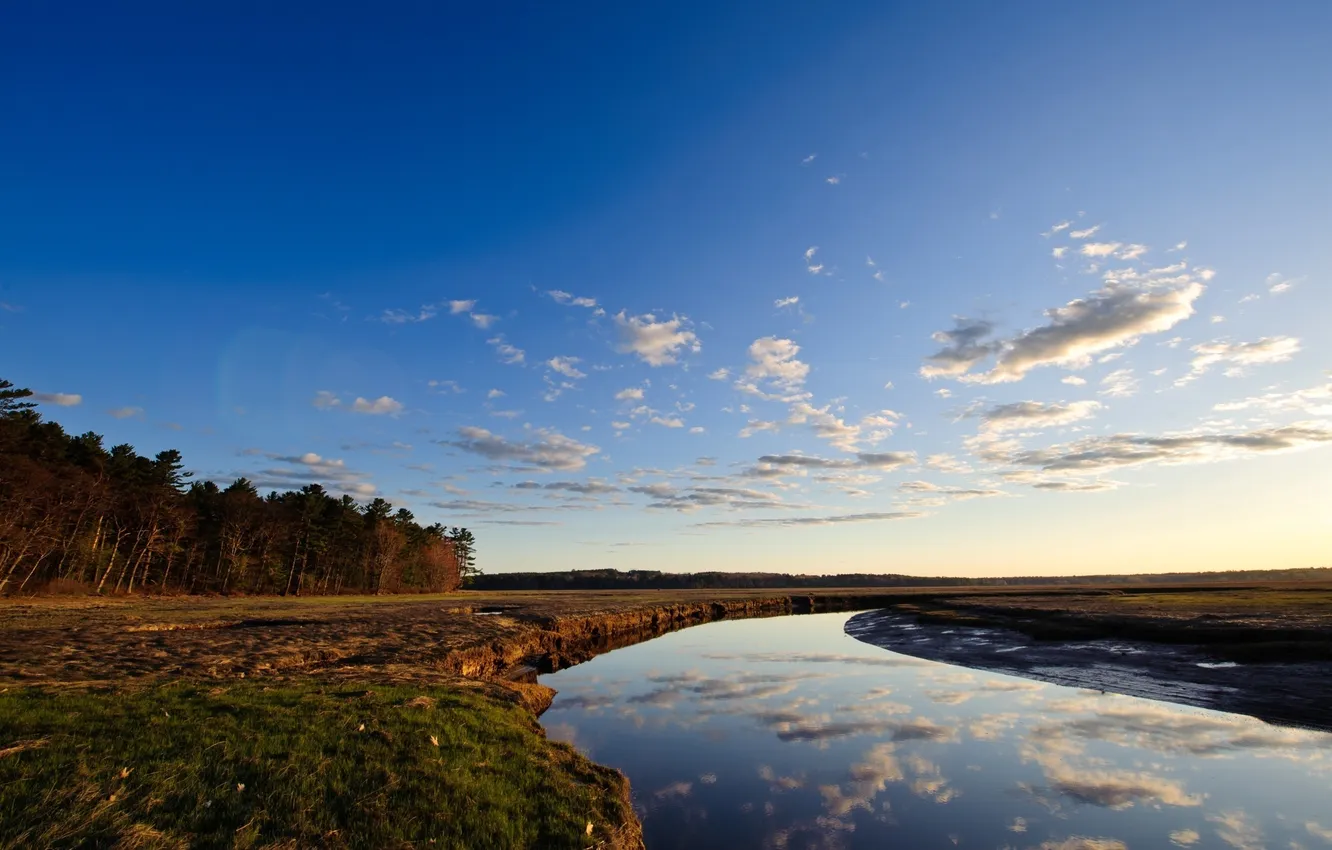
0,682,634,849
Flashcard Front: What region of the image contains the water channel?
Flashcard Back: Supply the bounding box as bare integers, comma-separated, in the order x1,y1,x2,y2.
540,612,1332,850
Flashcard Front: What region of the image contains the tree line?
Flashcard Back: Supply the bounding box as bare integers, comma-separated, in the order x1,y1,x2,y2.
0,380,478,596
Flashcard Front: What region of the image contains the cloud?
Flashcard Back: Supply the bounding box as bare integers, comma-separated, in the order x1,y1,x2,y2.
487,336,526,365
34,392,82,406
1099,368,1139,398
487,388,505,399
802,153,817,164
1062,376,1087,386
738,419,781,438
1036,840,1127,850
928,281,1202,384
441,426,600,472
547,290,599,308
975,400,1102,433
1052,246,1068,259
547,356,586,379
615,387,644,401
787,402,860,451
379,305,437,323
745,337,810,390
694,511,924,528
350,396,404,415
1170,829,1201,847
632,483,786,512
899,480,1005,501
920,318,999,378
1179,336,1301,385
448,300,476,314
774,296,799,308
1043,764,1203,809
1080,242,1122,258
511,479,619,495
1005,423,1332,474
1266,272,1301,295
1214,381,1332,416
757,451,917,471
650,415,685,428
427,379,464,394
1069,225,1101,239
825,175,841,185
614,312,700,366
242,450,377,498
925,453,972,473
469,313,499,329
804,246,823,274
312,391,341,409
1044,221,1072,236
107,406,145,420
707,368,730,381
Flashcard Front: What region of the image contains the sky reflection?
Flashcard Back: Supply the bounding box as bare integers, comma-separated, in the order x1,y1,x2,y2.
541,613,1332,850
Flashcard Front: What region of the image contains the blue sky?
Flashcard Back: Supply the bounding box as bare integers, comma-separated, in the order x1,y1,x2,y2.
3,2,1330,575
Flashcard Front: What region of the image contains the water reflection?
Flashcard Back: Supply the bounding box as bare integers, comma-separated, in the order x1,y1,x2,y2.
540,613,1332,850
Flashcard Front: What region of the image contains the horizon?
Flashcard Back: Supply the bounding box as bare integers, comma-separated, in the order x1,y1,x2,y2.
3,2,1330,576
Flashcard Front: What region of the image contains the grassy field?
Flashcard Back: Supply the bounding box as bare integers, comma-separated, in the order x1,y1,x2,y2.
0,680,635,849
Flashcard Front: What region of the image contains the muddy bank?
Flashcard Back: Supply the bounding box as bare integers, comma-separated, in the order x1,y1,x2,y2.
846,608,1332,731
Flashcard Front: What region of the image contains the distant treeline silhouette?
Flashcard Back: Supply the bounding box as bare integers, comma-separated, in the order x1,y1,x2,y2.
0,379,475,596
472,566,1332,591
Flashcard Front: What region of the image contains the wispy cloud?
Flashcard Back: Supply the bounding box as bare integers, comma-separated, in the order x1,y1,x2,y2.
1178,336,1300,385
614,312,700,366
34,392,82,406
487,335,526,365
441,426,600,472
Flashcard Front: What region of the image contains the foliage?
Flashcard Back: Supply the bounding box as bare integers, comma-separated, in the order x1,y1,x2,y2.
0,379,475,595
0,681,632,848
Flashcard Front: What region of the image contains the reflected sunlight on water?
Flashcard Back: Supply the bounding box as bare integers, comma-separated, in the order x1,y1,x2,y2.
540,613,1332,850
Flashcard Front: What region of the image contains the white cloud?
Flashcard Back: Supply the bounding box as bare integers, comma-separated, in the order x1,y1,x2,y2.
1214,381,1332,416
738,420,781,438
1080,242,1122,258
427,379,464,394
1266,272,1301,295
925,453,972,474
976,400,1102,433
804,246,824,274
1045,221,1072,236
107,406,144,420
244,450,377,498
774,296,799,308
442,426,600,472
34,392,82,406
1099,368,1139,398
469,313,499,329
650,415,685,428
487,336,526,365
487,389,505,399
899,480,1005,501
1069,224,1101,239
312,391,341,409
448,300,476,314
379,305,437,324
745,337,810,390
935,388,952,399
707,368,730,381
1052,247,1068,259
614,312,700,366
1180,336,1300,385
802,153,817,164
351,396,405,416
787,402,860,451
826,175,841,185
689,426,705,434
615,387,644,401
1062,376,1087,386
547,356,587,379
548,290,599,308
926,281,1203,384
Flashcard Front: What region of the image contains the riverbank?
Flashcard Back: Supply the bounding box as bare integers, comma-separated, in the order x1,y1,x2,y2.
847,585,1332,730
2,583,1329,846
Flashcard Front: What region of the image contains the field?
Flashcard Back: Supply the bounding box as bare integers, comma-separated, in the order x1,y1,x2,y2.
2,582,1330,848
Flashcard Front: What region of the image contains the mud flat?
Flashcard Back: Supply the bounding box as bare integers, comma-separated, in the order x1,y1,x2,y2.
847,587,1332,730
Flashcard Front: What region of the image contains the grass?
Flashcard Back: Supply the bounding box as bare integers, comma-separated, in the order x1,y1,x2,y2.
0,681,634,849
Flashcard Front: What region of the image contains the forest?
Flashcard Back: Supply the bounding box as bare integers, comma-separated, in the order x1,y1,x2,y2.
0,380,474,596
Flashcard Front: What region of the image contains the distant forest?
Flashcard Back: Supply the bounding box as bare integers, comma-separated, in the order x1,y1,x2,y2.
473,567,1332,592
0,380,475,596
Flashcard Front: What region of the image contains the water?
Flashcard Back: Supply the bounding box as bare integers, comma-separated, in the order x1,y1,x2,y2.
539,613,1332,850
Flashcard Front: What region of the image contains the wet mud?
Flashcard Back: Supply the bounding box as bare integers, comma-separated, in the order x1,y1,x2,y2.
846,609,1332,731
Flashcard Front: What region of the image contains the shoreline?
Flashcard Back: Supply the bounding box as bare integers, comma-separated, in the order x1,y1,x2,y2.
3,584,1330,846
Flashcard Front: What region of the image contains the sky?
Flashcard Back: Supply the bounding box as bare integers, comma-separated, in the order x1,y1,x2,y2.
2,2,1330,577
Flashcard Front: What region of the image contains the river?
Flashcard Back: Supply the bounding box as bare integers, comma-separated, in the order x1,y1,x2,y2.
539,612,1332,850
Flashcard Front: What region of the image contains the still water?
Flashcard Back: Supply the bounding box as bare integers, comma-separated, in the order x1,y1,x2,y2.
540,613,1332,850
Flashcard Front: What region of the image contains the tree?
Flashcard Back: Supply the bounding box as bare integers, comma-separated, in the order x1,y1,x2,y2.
450,527,479,587
0,380,35,416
